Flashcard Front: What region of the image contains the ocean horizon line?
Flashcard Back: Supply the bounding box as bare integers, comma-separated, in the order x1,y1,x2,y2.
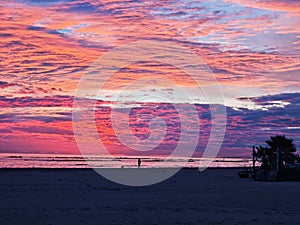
0,153,252,169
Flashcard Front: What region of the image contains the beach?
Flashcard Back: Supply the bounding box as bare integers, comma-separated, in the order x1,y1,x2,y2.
1,168,300,225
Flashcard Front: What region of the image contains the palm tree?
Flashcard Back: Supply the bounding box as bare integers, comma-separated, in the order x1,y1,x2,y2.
254,146,276,169
265,135,297,168
254,135,298,170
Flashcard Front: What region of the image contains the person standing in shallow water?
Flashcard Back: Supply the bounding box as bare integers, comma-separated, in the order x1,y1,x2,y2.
138,158,141,168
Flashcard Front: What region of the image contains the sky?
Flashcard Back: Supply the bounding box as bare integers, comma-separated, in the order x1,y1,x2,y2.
0,0,299,157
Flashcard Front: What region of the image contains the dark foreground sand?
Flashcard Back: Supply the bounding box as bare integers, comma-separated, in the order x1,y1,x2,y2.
1,168,300,225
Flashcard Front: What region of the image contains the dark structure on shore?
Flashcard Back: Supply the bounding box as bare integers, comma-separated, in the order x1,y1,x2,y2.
252,135,300,181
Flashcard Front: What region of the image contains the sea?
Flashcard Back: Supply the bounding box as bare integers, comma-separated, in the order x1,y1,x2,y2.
0,153,252,168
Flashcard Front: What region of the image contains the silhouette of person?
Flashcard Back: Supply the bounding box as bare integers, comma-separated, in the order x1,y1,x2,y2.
138,158,141,168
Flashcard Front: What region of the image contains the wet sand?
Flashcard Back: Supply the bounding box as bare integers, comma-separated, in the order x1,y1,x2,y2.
0,168,299,225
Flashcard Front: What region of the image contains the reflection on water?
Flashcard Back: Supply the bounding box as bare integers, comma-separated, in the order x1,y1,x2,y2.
0,153,251,168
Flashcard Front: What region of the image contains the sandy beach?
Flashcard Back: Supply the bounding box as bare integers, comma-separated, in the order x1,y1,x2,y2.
1,168,299,225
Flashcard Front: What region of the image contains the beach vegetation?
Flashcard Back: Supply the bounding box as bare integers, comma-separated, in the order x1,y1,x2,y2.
254,135,299,170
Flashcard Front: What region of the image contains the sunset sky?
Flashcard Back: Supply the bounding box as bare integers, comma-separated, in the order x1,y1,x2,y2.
0,0,299,157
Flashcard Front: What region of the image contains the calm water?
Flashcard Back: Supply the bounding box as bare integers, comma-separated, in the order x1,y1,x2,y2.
0,153,251,168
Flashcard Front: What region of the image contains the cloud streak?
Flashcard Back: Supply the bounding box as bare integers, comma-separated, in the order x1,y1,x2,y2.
0,93,298,156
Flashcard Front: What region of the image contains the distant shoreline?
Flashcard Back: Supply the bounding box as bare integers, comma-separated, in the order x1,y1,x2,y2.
0,153,252,168
0,167,247,170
